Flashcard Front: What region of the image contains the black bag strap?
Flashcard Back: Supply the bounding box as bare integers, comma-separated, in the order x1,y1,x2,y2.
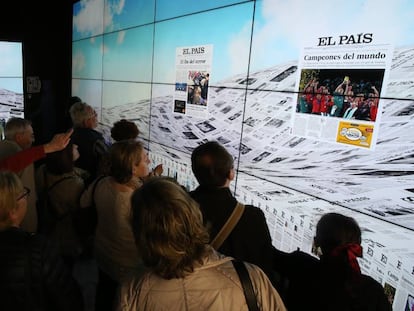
232,259,259,311
89,175,106,206
47,176,75,192
42,170,77,220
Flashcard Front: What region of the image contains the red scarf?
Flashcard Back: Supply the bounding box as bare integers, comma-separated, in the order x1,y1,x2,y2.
330,243,362,274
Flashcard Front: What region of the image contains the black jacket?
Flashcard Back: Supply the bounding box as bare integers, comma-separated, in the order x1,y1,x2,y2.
71,127,109,182
0,227,84,311
190,186,276,282
273,249,391,311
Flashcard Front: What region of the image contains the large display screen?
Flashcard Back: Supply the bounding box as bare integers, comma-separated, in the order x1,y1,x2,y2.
0,41,24,137
73,1,414,308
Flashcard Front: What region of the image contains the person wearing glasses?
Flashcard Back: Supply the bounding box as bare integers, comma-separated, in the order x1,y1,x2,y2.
70,102,109,184
0,171,84,311
0,117,39,232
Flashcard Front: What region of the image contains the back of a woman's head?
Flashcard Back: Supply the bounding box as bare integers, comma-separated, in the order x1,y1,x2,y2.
0,171,23,229
131,177,209,279
315,212,361,256
109,140,143,183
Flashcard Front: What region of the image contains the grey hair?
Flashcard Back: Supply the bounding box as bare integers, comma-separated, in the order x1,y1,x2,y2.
4,118,32,140
69,102,92,127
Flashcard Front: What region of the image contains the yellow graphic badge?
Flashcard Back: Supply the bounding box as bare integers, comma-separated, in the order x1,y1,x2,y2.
337,121,374,148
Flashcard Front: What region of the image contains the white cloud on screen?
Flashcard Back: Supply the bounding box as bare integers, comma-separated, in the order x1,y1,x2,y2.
261,0,412,47
227,23,252,77
245,0,413,70
104,0,125,32
72,51,85,74
73,0,104,37
117,31,126,45
101,43,108,54
0,43,22,75
112,0,125,15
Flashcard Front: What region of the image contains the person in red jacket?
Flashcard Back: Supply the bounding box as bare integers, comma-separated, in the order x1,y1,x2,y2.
0,129,73,172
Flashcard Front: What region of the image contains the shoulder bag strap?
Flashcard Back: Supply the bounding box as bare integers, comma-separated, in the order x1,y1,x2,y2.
232,259,259,311
211,202,245,250
90,175,106,204
42,172,77,220
47,175,76,192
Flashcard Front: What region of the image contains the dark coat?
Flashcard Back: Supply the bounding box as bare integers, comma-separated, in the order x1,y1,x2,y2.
0,227,84,311
71,127,109,182
190,186,276,283
273,249,392,311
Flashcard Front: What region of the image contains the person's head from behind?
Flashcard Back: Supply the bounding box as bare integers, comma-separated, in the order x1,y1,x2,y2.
68,96,82,106
109,140,149,183
130,177,209,279
0,171,29,230
45,142,79,175
110,119,140,142
314,212,361,257
191,141,234,187
4,118,34,149
69,102,98,129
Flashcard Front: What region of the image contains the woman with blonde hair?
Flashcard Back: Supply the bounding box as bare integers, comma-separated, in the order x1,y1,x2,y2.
80,140,150,310
117,177,286,311
0,171,83,310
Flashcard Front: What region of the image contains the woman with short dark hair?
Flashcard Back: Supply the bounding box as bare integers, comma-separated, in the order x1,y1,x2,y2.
274,212,391,311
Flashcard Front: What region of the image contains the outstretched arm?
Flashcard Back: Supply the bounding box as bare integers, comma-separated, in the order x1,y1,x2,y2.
0,129,73,172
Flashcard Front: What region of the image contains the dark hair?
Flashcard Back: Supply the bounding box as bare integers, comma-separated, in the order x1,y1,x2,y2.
45,142,75,174
130,177,209,279
110,119,140,142
68,96,82,107
314,212,361,255
109,140,143,183
191,141,233,187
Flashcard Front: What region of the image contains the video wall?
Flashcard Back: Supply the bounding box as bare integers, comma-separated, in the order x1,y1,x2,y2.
72,1,414,308
0,41,24,138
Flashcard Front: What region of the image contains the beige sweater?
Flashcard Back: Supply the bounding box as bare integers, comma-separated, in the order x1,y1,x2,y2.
117,247,287,311
80,176,145,282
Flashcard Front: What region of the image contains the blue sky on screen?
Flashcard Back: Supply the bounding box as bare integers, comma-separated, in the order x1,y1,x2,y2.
103,25,154,82
154,0,248,21
0,42,23,93
72,0,414,87
72,36,103,79
250,0,414,71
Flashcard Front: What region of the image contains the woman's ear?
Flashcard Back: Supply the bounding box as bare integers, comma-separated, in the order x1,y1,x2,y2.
228,168,235,181
8,207,21,226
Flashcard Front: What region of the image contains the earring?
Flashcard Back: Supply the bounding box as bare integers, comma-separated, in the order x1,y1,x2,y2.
316,246,323,257
311,244,323,257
